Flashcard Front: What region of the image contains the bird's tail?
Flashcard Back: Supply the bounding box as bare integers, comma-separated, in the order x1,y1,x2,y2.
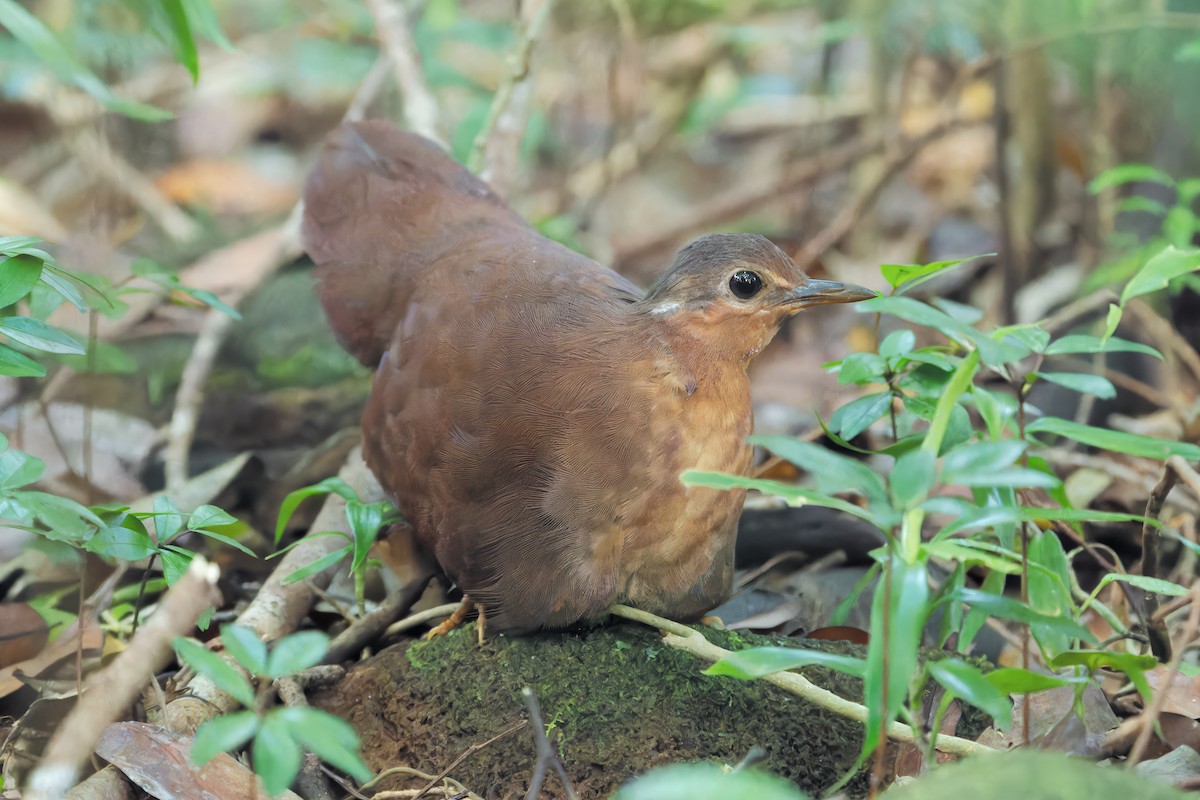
301,121,525,367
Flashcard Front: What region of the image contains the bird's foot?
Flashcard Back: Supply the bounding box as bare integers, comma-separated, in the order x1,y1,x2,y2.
700,615,725,629
425,597,476,639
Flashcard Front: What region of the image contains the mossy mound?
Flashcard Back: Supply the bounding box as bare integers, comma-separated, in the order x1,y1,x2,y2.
316,622,887,799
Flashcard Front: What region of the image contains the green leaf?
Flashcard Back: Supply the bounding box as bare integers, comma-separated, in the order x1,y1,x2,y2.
890,448,935,509
86,517,157,561
829,391,891,440
0,342,46,377
1094,573,1188,597
861,296,1026,366
181,0,234,50
1032,374,1113,400
282,544,353,585
955,588,1095,644
221,624,268,675
0,448,45,489
266,630,328,678
39,265,96,312
0,0,172,121
1120,246,1200,306
834,352,887,384
1117,196,1169,216
679,471,878,523
180,287,242,320
1044,334,1162,360
13,490,101,540
922,540,1021,574
613,762,808,800
984,667,1076,695
928,658,1012,729
750,435,889,509
254,713,303,797
275,477,360,543
1048,650,1157,703
161,0,199,81
279,707,373,782
0,254,43,308
173,637,256,707
878,329,916,359
941,440,1058,490
193,528,257,557
159,545,194,585
0,317,83,354
191,710,258,766
153,495,185,541
188,504,239,531
880,255,982,289
705,646,866,680
1027,416,1200,461
942,441,1025,481
1102,303,1122,341
863,558,928,760
345,500,396,573
1088,164,1174,193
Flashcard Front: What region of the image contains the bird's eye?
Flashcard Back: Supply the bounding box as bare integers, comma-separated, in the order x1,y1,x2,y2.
729,270,763,300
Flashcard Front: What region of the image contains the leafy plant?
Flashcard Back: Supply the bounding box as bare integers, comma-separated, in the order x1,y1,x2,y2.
174,625,372,796
0,0,231,119
0,237,246,628
272,477,402,610
687,241,1200,764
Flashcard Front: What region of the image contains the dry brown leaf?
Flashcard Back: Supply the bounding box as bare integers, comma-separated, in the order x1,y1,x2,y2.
1145,667,1200,719
95,721,302,800
0,603,50,669
0,616,103,700
155,158,298,216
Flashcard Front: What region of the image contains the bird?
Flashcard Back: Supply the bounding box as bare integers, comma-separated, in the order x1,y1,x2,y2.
302,120,874,634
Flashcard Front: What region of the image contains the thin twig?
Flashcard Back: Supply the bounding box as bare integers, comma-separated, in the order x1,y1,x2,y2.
1129,579,1200,765
521,687,578,800
62,127,199,242
615,131,885,264
384,602,464,637
470,0,557,188
325,572,434,663
405,722,526,800
793,116,974,272
608,605,994,756
1167,456,1200,505
345,55,393,123
1141,463,1181,660
25,559,222,800
364,0,443,144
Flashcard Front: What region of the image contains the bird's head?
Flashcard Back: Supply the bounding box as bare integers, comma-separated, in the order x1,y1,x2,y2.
638,233,876,361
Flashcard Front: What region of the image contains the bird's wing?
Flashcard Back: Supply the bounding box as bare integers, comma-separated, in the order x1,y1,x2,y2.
302,120,638,367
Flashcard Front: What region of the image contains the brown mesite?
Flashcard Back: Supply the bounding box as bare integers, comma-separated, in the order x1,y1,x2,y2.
302,120,874,633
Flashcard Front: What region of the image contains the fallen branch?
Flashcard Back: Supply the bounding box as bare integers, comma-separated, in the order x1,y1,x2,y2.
608,604,995,757
25,558,222,800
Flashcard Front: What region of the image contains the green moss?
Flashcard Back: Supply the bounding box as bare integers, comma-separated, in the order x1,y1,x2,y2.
322,622,904,798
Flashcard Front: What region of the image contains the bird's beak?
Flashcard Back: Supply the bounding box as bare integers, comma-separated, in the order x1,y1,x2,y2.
783,279,877,309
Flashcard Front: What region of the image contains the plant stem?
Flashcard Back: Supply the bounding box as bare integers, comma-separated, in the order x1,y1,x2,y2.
900,349,981,562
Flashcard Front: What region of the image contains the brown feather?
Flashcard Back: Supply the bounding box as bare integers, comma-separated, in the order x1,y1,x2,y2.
302,120,872,632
